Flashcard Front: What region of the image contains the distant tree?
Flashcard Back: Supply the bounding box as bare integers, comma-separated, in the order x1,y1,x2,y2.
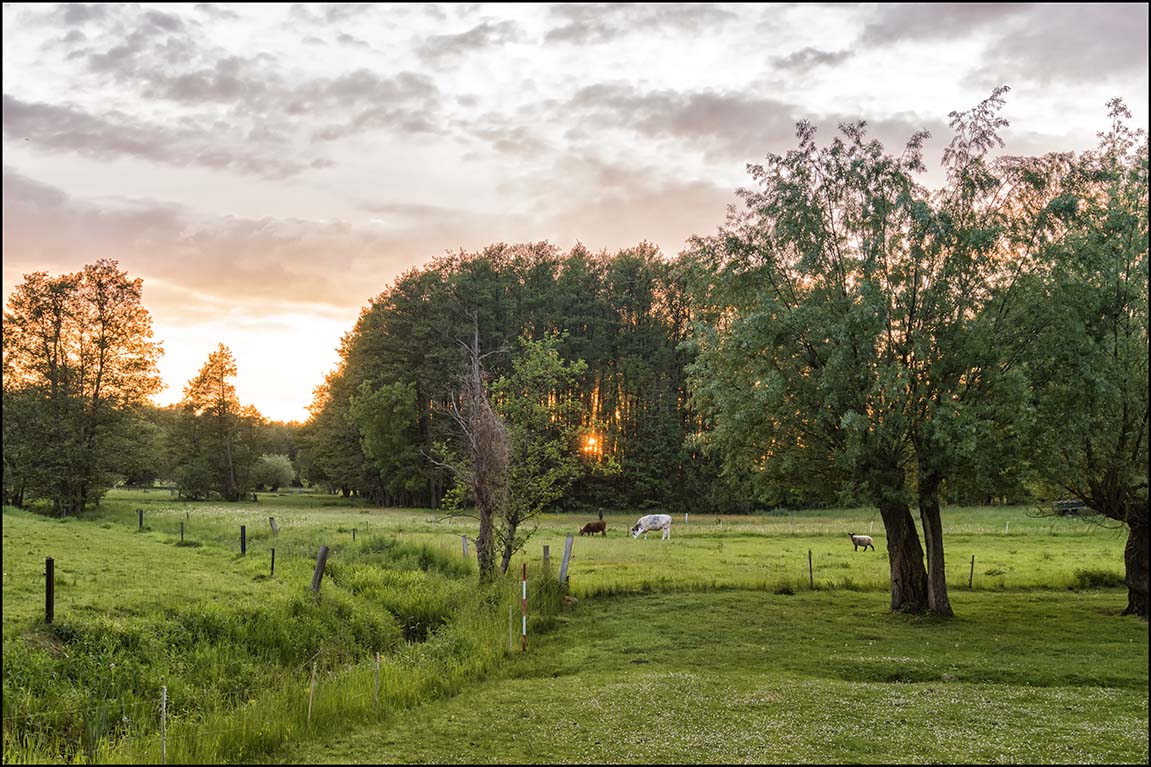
2,260,163,514
348,380,427,505
112,411,168,487
251,453,295,492
300,371,374,496
171,344,264,501
1023,100,1149,617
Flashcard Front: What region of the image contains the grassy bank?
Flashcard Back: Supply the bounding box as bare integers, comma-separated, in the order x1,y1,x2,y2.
2,500,557,764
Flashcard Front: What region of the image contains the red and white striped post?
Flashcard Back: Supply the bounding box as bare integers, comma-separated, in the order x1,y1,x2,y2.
521,561,527,652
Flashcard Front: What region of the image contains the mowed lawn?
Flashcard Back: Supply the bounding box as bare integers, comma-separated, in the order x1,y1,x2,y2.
278,589,1149,764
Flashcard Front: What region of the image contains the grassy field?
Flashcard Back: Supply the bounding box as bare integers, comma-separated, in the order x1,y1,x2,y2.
3,490,1146,764
279,590,1148,764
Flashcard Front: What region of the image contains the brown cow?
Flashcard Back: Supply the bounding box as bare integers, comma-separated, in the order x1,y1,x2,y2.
579,520,607,536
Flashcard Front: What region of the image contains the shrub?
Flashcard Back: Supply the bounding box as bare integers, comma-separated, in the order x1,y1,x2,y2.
1073,568,1126,589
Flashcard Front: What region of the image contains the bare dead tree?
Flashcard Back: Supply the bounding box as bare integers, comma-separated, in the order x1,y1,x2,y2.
438,319,509,580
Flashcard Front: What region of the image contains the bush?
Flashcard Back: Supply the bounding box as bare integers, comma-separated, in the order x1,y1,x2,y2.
1073,568,1126,589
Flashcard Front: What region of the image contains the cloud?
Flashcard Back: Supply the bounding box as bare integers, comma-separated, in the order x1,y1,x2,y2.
335,32,373,49
193,4,240,22
1,167,390,309
545,3,738,44
2,94,330,178
561,82,949,167
302,71,443,140
860,3,1031,45
977,4,1148,84
10,3,444,175
53,3,112,26
416,20,525,66
773,47,853,72
567,84,801,159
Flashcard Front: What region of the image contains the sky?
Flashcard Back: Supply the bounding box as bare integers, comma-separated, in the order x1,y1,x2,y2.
2,2,1148,422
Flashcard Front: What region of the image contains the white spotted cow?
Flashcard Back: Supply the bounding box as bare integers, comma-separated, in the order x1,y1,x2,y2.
631,513,672,540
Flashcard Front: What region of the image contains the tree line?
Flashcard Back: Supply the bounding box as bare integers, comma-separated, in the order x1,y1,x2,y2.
2,89,1146,616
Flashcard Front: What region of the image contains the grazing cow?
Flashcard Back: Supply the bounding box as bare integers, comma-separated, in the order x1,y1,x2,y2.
849,532,875,551
631,513,672,540
580,520,607,537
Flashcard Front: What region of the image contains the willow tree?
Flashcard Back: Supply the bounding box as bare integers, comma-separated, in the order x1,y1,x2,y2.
686,88,1050,615
1024,100,1149,617
2,260,163,514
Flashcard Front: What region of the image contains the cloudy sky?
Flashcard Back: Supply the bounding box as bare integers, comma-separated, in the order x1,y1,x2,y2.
3,3,1147,422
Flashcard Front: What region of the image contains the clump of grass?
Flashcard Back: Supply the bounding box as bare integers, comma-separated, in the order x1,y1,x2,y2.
1073,568,1126,589
357,536,472,578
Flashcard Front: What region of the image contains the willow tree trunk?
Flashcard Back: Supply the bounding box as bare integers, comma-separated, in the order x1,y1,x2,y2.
917,475,954,617
1121,519,1148,619
879,500,930,613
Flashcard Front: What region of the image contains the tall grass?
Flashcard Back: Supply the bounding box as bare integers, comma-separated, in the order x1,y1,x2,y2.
2,502,565,765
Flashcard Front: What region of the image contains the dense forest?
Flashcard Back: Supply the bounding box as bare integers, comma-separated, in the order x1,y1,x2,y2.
299,241,758,514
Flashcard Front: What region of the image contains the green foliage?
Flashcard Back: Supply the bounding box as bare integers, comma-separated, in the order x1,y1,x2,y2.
1074,568,1127,589
305,242,739,514
169,345,265,501
347,380,426,504
491,334,587,570
251,454,295,492
2,260,163,514
1016,99,1149,614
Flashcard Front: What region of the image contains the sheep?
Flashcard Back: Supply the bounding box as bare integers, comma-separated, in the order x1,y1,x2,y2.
579,520,607,536
631,513,672,540
849,532,875,551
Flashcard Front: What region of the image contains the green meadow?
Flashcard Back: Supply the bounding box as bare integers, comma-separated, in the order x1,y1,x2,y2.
2,490,1146,764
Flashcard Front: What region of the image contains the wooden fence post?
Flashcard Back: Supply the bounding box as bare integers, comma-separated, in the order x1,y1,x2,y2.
461,535,469,557
969,555,975,589
311,546,330,593
542,545,550,569
269,517,278,536
373,652,380,705
271,548,276,577
45,557,54,624
352,528,356,543
808,550,814,589
160,684,167,765
180,521,184,543
138,509,143,531
240,525,246,556
558,535,574,587
307,661,317,727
